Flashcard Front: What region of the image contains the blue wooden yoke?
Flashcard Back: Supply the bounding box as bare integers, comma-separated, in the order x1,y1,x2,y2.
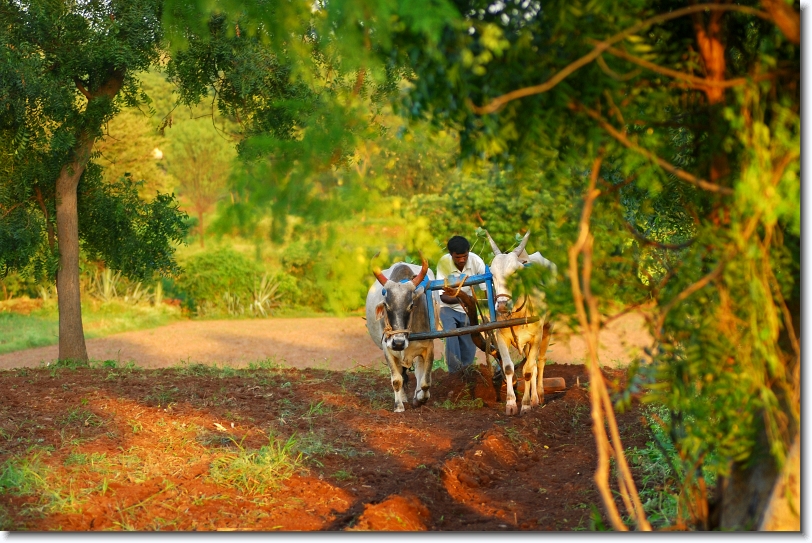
421,265,497,333
404,263,540,341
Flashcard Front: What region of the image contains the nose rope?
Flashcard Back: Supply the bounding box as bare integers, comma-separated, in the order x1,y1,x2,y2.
380,307,411,343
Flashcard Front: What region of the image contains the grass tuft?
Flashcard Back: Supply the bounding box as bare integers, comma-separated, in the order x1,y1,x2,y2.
207,434,301,495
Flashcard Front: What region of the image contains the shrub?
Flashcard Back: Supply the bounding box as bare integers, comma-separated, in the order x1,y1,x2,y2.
272,272,301,306
281,241,317,275
176,248,263,313
0,272,41,300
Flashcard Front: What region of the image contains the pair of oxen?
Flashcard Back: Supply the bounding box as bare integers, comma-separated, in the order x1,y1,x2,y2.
365,231,556,416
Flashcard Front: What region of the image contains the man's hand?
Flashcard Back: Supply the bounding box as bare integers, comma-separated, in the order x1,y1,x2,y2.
440,287,460,305
441,287,475,308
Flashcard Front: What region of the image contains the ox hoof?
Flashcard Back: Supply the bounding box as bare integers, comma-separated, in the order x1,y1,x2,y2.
521,404,533,415
505,401,519,416
394,404,405,413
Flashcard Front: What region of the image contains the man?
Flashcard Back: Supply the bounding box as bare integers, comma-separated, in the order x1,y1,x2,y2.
435,235,486,374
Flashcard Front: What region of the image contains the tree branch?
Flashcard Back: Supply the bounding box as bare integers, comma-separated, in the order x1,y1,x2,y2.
596,54,641,81
572,101,735,195
594,42,788,89
0,202,23,220
74,78,92,100
567,153,652,530
760,0,800,44
469,3,769,114
34,186,55,250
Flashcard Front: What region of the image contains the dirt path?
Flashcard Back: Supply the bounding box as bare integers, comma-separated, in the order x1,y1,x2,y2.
0,313,651,371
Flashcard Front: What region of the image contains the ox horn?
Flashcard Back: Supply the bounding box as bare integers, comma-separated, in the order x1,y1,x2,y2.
484,230,502,256
372,251,389,286
412,252,429,286
514,231,531,255
373,266,389,287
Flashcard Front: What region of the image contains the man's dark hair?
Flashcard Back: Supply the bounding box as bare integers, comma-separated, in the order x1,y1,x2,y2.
447,236,470,254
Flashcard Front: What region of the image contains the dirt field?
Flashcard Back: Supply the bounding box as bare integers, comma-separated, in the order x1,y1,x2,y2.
0,315,655,531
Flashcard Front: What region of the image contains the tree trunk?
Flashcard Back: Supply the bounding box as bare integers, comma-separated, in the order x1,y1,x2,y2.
55,143,93,362
715,428,781,530
53,70,126,361
713,240,801,531
758,433,801,531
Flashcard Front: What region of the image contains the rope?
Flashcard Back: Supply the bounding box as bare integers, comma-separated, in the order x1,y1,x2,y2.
379,303,412,343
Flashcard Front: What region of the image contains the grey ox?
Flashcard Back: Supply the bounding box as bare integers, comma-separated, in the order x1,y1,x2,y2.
365,259,435,412
486,230,557,416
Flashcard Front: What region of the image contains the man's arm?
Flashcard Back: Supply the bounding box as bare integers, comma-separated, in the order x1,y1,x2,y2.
440,289,461,305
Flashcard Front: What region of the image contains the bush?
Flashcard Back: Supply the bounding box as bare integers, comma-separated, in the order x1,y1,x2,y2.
176,248,263,313
272,272,301,306
0,273,41,300
281,241,316,275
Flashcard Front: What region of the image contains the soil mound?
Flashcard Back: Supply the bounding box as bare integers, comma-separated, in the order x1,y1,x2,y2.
348,493,431,531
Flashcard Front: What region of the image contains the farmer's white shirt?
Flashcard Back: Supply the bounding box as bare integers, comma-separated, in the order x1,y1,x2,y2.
435,252,486,314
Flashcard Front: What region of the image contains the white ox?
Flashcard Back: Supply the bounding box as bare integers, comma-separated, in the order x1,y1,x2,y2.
365,259,435,412
486,230,557,416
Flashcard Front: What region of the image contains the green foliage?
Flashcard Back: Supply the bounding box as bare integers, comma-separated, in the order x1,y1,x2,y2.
175,247,260,310
0,0,186,280
79,171,190,282
164,117,238,246
0,450,52,496
386,0,800,525
0,273,40,300
95,104,175,199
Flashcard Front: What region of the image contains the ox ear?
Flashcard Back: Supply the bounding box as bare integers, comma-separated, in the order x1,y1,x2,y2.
375,302,386,321
513,231,531,256
413,286,425,298
484,229,502,255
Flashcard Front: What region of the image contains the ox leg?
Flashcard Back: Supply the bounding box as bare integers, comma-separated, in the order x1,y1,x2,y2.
412,344,434,407
535,322,553,406
385,351,408,413
521,341,541,414
495,333,519,416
